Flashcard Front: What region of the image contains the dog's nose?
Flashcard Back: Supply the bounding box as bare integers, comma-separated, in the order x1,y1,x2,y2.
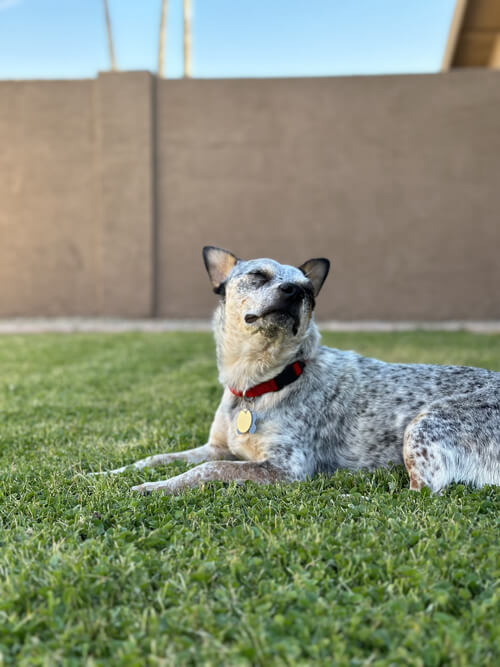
279,282,298,298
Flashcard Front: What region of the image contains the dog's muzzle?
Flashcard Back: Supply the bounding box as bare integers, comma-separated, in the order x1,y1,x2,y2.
245,283,304,335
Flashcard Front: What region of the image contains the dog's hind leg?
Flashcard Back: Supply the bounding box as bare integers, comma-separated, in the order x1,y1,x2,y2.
403,390,500,492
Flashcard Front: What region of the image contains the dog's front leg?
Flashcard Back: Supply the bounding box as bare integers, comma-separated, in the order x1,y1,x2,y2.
131,460,290,495
89,443,236,476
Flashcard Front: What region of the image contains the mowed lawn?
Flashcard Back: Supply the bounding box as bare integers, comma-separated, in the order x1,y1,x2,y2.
0,331,499,665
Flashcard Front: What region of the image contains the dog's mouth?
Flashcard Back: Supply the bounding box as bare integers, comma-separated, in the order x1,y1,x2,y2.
244,308,300,335
245,307,294,323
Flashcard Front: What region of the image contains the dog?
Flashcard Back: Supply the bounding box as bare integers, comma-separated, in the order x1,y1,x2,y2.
93,246,500,495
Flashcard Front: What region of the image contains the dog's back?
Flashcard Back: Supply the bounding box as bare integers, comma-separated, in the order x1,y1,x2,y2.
304,346,500,480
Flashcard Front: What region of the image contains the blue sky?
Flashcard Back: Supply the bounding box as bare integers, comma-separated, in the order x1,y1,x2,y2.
0,0,456,79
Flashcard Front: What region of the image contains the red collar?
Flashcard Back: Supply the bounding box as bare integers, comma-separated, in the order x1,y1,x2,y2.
229,360,306,398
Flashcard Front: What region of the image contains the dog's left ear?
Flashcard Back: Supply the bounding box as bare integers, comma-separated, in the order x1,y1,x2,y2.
298,258,330,297
202,246,239,293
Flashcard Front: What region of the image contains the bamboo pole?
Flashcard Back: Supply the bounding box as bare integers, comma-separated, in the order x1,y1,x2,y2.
183,0,192,78
158,0,168,77
102,0,117,71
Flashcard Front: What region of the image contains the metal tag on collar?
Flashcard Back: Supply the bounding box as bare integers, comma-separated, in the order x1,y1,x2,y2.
236,408,256,435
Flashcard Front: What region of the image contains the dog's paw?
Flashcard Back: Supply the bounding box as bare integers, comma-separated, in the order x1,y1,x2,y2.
131,481,175,495
131,483,165,495
131,483,150,495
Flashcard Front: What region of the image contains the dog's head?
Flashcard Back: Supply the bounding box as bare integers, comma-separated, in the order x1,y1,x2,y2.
203,246,330,343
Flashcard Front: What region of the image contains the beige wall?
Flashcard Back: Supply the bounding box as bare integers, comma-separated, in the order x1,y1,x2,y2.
0,80,97,315
1,70,499,320
0,72,154,317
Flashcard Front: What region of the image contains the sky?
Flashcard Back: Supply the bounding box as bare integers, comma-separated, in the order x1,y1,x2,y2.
0,0,457,79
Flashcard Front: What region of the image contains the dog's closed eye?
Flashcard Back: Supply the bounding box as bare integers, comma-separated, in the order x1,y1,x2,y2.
248,271,269,285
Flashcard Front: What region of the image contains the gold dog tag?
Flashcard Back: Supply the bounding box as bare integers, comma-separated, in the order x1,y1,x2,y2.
236,409,256,435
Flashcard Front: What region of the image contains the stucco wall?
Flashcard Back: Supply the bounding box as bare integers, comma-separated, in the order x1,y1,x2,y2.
1,70,499,319
0,72,154,316
0,80,97,315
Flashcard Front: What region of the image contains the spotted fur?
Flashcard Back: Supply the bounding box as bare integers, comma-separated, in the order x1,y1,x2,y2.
94,247,500,495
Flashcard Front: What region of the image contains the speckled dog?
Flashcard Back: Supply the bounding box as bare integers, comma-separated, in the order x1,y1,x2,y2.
97,246,500,494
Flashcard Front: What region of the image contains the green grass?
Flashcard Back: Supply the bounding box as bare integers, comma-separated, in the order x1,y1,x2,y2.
0,331,499,666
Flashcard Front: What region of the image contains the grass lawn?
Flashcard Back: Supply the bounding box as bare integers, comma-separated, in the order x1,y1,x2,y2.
0,331,499,665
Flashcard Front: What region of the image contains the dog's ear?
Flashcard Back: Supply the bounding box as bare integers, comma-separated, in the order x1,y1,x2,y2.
298,258,330,297
202,246,239,293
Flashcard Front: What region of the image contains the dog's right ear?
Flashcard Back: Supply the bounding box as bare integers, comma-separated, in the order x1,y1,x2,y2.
298,258,330,297
202,246,239,294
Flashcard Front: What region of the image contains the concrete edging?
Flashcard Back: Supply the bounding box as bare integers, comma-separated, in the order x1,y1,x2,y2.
0,319,499,334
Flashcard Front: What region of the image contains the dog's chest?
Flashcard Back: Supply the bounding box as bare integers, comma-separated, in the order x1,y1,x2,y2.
226,411,278,462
